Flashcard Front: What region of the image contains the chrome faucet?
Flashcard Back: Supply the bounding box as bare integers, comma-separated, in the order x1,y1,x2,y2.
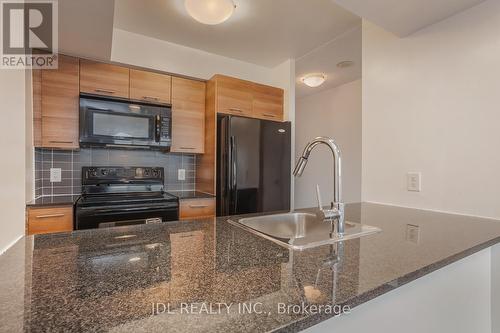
293,137,345,236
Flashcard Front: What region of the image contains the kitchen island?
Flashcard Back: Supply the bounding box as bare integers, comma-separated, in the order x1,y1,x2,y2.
1,203,500,332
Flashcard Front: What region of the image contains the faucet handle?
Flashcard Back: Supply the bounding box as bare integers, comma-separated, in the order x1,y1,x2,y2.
316,184,323,210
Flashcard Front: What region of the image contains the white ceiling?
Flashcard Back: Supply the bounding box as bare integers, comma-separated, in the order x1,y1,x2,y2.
59,0,115,60
333,0,486,36
113,0,361,67
296,25,361,98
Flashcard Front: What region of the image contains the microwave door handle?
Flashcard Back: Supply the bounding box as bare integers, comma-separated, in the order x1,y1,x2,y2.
155,115,161,142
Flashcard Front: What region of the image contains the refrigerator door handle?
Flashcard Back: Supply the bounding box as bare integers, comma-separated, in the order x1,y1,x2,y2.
230,136,238,213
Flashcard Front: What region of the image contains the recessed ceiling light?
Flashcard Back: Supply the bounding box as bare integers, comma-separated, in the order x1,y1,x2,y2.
185,0,236,25
336,61,354,68
301,73,327,88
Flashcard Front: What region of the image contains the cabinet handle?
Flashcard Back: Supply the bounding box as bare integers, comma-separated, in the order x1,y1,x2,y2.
35,214,65,219
229,108,243,113
94,88,116,94
143,96,160,101
49,140,74,144
262,113,276,118
180,147,196,150
189,205,208,209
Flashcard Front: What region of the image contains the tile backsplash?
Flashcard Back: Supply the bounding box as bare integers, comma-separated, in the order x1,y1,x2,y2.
34,148,196,198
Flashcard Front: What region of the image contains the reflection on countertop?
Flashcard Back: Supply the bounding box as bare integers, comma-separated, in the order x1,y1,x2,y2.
2,203,500,332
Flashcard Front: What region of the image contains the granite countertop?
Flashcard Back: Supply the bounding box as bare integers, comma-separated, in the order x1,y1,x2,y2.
2,203,500,332
26,195,80,207
168,191,215,200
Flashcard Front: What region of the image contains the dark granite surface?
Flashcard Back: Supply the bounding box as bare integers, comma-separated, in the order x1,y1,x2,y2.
168,191,215,200
2,203,500,332
26,195,80,207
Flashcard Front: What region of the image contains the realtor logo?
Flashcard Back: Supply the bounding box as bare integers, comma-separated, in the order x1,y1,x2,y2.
1,0,58,69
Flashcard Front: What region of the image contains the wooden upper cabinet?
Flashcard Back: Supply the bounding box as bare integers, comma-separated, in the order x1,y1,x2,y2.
171,77,206,154
252,83,284,121
214,75,253,117
80,59,129,98
40,55,79,149
130,69,172,104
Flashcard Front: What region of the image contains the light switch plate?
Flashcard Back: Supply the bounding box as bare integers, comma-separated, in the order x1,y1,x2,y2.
407,172,421,192
178,169,186,181
50,168,62,183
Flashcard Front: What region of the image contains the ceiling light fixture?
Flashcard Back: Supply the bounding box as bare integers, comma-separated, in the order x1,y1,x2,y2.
185,0,236,25
301,73,327,88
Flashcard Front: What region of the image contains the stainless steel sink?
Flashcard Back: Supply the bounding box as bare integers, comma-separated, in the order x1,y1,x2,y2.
228,212,381,250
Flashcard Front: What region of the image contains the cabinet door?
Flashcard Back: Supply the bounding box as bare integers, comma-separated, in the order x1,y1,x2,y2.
171,77,206,154
252,83,284,121
27,206,73,235
179,198,216,219
80,59,129,98
215,75,253,117
41,55,79,149
130,69,172,104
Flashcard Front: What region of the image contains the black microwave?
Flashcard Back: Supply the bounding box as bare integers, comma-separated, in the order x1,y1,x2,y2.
79,94,172,150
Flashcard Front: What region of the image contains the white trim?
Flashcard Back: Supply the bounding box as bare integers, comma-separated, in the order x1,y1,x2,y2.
0,235,23,256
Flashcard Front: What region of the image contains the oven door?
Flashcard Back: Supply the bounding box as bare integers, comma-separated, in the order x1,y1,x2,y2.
79,95,171,149
75,201,179,230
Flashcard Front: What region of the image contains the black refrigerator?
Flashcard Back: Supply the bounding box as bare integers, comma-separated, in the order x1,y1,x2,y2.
217,115,291,216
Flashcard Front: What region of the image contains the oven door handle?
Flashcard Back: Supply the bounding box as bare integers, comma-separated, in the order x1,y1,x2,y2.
78,204,177,214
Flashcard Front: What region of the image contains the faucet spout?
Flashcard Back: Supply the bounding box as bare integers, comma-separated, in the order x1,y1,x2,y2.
294,137,345,236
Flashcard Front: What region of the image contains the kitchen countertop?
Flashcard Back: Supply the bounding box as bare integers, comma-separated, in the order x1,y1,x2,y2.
168,191,215,200
26,195,80,207
2,203,500,332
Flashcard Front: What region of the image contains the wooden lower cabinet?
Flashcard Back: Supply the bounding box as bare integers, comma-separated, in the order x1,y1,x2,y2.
27,206,74,235
179,198,216,220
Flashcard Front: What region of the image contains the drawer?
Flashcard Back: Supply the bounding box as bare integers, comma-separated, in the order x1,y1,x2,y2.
27,206,73,235
179,198,216,220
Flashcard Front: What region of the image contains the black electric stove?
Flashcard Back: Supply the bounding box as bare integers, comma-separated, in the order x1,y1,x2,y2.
75,167,179,230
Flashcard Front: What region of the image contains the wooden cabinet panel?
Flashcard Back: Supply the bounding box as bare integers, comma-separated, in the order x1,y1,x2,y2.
130,69,172,104
40,55,79,149
179,198,216,219
80,59,129,98
27,206,73,235
215,75,253,117
252,83,284,121
171,77,206,154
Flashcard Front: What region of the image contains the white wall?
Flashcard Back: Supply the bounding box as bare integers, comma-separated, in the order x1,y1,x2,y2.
362,0,500,219
295,80,362,208
305,248,492,333
0,70,26,253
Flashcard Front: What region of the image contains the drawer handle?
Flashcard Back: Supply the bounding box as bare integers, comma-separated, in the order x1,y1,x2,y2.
143,96,160,101
263,113,276,118
229,108,243,113
180,147,196,150
95,88,116,94
35,214,65,219
49,140,74,144
189,205,208,209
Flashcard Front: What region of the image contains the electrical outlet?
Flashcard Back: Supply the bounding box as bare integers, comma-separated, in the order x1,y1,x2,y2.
406,224,420,244
50,168,62,183
407,172,421,192
178,169,186,181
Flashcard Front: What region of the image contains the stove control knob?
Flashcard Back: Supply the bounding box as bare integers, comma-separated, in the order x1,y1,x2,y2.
152,169,160,178
144,169,150,177
89,169,97,177
101,169,109,176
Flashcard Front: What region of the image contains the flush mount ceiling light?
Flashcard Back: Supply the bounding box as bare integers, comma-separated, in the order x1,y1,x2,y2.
185,0,236,25
301,73,327,88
